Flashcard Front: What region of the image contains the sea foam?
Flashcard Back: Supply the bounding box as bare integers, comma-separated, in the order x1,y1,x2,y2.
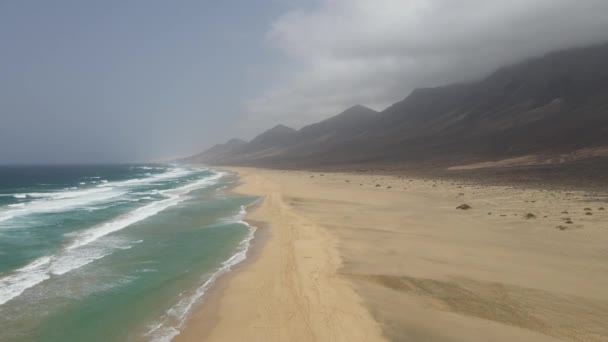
67,172,224,250
0,167,198,224
145,204,257,342
0,187,126,223
96,168,194,189
0,171,224,306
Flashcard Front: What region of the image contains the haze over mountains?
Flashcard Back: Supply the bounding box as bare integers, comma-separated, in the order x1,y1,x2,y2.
186,42,608,169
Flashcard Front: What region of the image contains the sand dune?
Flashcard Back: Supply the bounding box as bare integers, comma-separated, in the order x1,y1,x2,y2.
178,167,608,341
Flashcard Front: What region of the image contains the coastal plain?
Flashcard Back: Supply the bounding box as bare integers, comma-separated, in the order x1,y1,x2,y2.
178,167,608,342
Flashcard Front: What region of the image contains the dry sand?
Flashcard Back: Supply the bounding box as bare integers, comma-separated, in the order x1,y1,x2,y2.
177,167,608,342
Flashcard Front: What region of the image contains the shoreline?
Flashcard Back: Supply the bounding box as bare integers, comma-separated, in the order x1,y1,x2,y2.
142,169,264,342
170,170,268,341
175,167,385,342
172,218,270,342
176,167,608,341
169,169,267,342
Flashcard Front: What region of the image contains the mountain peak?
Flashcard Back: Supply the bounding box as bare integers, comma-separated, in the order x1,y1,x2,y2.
268,124,296,133
346,104,368,110
249,124,297,146
322,104,377,123
225,138,247,145
295,104,378,142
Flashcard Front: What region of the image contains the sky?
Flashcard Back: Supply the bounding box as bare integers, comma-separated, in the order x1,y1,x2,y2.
1,0,608,164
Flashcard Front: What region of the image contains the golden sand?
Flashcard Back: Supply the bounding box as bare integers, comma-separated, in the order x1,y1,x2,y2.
177,167,608,341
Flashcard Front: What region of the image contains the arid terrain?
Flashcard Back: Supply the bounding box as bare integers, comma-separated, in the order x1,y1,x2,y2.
178,39,608,342
178,167,608,341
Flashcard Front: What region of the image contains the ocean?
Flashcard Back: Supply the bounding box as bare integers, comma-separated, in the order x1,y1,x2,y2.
0,164,257,342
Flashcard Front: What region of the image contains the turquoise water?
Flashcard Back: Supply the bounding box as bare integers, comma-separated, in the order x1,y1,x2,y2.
0,165,257,341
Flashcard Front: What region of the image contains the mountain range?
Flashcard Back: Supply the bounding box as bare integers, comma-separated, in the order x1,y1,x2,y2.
185,42,608,170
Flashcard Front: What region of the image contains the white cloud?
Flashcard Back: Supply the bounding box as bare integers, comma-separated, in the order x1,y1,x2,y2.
243,0,608,130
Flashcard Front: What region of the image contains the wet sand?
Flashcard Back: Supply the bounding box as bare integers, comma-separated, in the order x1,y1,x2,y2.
177,167,608,341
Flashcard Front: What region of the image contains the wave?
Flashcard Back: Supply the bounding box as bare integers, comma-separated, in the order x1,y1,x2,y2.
0,245,111,306
96,168,195,189
145,205,257,342
0,167,202,224
0,171,225,306
132,166,166,171
0,187,127,223
66,172,223,251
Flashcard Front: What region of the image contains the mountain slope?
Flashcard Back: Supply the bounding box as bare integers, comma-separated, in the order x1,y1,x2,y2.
355,41,608,164
182,138,247,164
297,104,377,141
189,105,378,164
276,105,379,160
189,42,608,168
248,124,297,147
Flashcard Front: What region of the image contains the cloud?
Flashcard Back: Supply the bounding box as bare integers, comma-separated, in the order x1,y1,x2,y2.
243,0,608,129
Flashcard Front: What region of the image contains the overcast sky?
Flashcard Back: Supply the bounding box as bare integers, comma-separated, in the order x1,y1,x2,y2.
1,0,608,164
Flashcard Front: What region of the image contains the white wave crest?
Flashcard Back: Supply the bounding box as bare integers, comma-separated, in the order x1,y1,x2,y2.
0,167,202,224
96,168,194,189
0,171,224,306
0,188,126,223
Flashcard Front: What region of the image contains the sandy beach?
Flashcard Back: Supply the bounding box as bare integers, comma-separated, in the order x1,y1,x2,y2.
177,167,608,342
